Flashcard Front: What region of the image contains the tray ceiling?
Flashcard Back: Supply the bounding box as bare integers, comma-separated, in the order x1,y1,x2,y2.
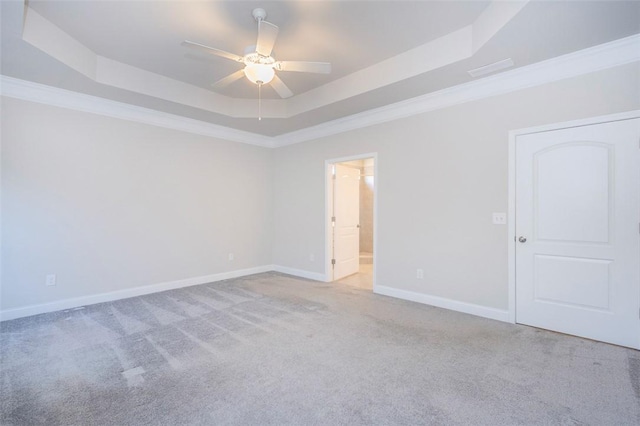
1,0,639,137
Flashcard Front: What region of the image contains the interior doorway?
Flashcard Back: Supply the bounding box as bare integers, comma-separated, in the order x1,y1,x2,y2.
326,154,376,290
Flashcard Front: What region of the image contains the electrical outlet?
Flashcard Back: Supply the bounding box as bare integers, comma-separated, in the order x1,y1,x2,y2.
492,213,507,225
45,274,56,286
309,254,315,262
228,253,234,261
416,269,424,279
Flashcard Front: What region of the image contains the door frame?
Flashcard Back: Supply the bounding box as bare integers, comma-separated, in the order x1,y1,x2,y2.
507,110,640,324
325,153,378,289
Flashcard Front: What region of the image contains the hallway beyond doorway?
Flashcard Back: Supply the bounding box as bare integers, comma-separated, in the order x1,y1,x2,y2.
336,264,373,290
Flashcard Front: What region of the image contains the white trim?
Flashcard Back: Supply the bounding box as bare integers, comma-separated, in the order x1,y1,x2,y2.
289,26,474,117
324,153,378,289
275,34,640,146
372,155,379,294
375,285,510,323
0,265,272,321
506,110,640,324
509,110,640,138
467,58,515,78
271,265,326,282
0,76,275,148
2,35,638,148
325,161,334,282
508,131,517,324
18,3,515,120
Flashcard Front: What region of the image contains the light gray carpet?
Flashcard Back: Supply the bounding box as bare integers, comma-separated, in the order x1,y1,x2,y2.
1,272,639,425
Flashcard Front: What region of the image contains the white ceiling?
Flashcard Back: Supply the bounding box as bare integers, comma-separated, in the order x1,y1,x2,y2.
1,0,639,137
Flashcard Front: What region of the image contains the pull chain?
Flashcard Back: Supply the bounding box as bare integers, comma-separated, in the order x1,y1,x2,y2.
258,82,262,121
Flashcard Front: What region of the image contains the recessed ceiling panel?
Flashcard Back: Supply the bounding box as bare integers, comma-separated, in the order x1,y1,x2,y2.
1,1,639,137
28,0,490,98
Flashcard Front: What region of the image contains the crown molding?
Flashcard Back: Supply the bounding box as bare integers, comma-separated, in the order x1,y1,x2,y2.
18,2,525,119
274,33,640,147
0,76,276,148
2,34,638,149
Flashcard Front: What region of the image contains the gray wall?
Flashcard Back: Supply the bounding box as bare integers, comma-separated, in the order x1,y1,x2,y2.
1,97,273,311
2,63,638,315
272,63,640,310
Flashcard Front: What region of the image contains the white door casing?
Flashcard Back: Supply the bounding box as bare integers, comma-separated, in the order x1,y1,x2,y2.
515,118,640,349
332,164,360,281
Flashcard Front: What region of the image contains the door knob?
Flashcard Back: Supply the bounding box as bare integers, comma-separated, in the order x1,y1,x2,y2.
518,236,527,243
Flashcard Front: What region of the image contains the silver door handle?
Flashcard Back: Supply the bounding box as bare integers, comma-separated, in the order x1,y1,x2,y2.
518,236,527,243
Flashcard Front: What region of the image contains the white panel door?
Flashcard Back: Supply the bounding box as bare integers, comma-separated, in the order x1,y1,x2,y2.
516,118,640,349
333,164,360,280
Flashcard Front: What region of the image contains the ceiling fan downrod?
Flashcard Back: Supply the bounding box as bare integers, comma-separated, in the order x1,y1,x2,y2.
254,8,267,121
252,8,267,23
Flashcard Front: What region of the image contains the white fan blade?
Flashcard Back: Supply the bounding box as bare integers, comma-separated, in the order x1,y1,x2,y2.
256,21,278,57
275,61,331,74
212,69,245,89
270,75,293,98
182,40,243,62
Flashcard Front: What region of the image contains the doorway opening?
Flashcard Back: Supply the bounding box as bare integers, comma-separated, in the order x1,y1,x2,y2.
325,154,376,290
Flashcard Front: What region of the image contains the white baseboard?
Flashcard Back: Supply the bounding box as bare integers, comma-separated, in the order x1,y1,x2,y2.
374,285,509,323
1,266,507,323
0,265,272,322
271,265,327,282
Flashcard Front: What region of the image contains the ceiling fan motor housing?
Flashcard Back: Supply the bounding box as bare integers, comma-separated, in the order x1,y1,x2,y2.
243,46,276,63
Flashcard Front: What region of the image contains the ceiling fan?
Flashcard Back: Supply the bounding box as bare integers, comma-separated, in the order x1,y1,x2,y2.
182,8,331,102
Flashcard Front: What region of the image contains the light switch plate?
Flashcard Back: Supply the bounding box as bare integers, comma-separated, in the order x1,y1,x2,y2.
492,213,507,225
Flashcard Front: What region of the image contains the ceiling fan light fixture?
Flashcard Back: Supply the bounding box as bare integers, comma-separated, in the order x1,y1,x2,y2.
182,6,330,111
244,64,275,85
